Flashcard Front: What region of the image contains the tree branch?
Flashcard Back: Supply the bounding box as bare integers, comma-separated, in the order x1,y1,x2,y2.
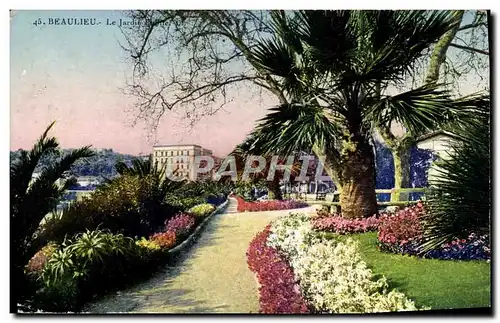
449,43,489,55
458,22,487,31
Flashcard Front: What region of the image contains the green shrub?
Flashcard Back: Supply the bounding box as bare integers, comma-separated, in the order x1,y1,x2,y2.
35,230,144,311
34,275,79,312
422,97,490,250
40,174,182,244
165,195,206,211
188,203,216,218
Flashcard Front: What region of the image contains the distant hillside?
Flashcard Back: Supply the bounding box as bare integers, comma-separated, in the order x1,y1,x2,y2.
10,148,143,178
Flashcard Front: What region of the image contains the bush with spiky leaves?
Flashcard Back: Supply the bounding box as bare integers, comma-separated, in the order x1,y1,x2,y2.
36,229,143,311
10,121,94,311
421,96,491,251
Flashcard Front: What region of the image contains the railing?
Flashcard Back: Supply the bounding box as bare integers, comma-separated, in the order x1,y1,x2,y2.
301,187,426,211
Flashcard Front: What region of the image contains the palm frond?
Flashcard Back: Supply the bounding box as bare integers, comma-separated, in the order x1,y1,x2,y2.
295,10,357,74
10,121,60,201
359,10,459,82
364,83,455,136
421,98,490,250
252,102,343,159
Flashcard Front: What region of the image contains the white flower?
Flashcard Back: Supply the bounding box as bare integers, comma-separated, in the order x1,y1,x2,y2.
266,212,424,313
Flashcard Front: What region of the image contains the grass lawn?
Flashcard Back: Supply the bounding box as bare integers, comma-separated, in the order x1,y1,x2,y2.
318,231,491,310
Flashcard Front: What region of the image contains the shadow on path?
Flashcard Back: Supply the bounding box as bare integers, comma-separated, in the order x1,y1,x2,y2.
84,205,317,314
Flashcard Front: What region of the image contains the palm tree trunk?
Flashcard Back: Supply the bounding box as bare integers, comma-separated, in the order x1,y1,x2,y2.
392,147,411,201
340,137,378,219
311,145,343,191
267,177,283,200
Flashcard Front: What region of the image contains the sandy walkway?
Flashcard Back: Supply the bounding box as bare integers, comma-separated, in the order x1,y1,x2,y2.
83,199,317,314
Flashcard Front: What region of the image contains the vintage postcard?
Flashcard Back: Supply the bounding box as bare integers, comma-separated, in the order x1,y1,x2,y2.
10,9,491,315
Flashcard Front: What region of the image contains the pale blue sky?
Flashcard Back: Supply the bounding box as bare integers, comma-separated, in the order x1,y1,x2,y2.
10,10,490,156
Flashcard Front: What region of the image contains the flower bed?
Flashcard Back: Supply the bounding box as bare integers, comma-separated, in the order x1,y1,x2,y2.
150,231,177,249
188,203,216,218
312,214,380,234
165,213,196,238
246,225,310,314
377,203,490,260
235,196,308,212
264,213,421,313
27,199,226,313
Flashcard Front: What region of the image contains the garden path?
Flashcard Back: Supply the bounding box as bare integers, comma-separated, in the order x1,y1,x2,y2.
83,198,318,313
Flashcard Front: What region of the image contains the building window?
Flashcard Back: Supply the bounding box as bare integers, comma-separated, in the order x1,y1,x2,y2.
187,151,190,156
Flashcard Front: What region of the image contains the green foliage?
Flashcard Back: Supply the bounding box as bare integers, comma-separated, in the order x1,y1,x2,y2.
176,179,232,198
248,11,462,157
163,179,230,210
10,121,94,309
422,97,491,250
40,173,183,243
10,148,138,178
234,181,258,201
36,230,143,311
164,195,206,211
188,203,216,218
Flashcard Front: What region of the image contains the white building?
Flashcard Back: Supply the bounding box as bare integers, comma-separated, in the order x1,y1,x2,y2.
152,144,218,181
416,130,459,185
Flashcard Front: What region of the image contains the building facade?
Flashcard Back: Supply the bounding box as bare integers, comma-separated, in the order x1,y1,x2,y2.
416,130,458,185
152,144,218,181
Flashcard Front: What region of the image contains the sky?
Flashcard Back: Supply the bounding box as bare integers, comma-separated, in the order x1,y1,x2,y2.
10,10,276,157
10,10,489,157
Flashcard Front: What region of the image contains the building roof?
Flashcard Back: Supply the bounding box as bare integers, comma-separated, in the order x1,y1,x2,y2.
153,144,203,149
416,130,460,143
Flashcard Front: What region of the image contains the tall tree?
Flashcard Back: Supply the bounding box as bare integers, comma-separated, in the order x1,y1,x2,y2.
122,10,480,217
378,10,489,201
10,122,94,311
244,10,465,218
121,10,344,188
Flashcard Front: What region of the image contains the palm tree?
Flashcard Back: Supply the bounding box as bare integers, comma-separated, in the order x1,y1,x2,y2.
115,157,186,192
231,133,303,200
247,10,468,218
10,121,94,309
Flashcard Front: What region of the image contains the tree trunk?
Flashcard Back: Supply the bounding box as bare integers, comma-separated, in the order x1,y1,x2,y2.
311,145,343,191
340,138,378,219
267,178,283,200
425,11,465,85
392,147,411,201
